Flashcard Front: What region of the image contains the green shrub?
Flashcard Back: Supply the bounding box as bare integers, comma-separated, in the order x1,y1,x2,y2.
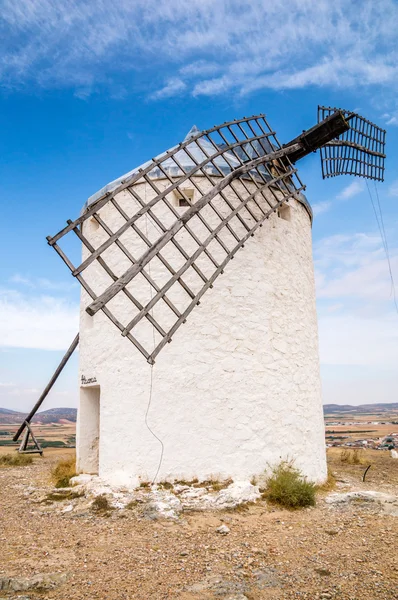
51,456,76,488
263,461,316,509
0,453,33,466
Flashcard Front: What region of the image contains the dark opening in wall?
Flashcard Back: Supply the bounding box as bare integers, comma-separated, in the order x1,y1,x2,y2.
277,204,291,222
174,188,194,207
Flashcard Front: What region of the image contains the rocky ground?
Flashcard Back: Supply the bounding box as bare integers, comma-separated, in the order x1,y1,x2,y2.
1,448,397,600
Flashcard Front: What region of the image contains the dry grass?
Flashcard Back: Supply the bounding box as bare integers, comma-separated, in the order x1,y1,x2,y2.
91,495,113,513
317,467,336,492
340,448,365,465
51,456,76,488
0,453,33,467
263,462,316,509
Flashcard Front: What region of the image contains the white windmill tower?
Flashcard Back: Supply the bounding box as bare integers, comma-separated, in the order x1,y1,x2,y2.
14,108,386,488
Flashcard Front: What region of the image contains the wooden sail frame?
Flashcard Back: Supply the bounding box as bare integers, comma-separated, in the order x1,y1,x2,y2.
318,106,386,181
48,115,311,364
46,109,384,364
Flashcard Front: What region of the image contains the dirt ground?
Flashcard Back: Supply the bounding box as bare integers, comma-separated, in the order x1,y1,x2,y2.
1,448,398,600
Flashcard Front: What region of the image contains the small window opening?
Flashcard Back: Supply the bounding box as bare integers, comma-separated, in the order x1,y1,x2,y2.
174,188,194,207
89,216,100,230
277,204,291,222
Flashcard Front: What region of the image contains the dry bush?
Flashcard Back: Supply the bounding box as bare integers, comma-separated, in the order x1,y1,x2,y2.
51,456,76,488
0,453,33,467
91,494,112,512
340,449,364,465
263,462,316,509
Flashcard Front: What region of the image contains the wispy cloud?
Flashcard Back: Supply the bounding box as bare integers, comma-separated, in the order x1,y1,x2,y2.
9,274,77,292
1,0,397,101
337,180,364,200
312,201,332,217
0,288,78,351
382,111,398,126
388,180,398,197
149,78,187,100
314,229,398,368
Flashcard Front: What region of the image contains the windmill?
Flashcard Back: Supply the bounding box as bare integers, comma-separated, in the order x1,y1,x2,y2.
14,107,386,485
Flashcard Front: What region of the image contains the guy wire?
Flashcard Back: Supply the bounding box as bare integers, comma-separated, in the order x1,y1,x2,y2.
366,180,398,314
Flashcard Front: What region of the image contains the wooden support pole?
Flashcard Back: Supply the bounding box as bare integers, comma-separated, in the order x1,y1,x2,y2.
13,334,79,442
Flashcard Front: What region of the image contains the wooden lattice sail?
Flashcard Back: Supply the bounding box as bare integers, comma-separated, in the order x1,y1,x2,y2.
46,110,385,365
318,106,386,181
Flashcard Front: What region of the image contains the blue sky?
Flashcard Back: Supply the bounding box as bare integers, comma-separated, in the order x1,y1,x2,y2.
0,0,397,411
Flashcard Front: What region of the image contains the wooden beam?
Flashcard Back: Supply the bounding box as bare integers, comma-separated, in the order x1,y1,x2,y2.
284,111,350,163
13,334,79,442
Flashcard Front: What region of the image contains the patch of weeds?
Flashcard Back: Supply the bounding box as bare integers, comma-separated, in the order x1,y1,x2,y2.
340,449,364,465
126,500,140,509
91,494,113,513
193,478,232,491
45,490,84,502
209,478,233,492
158,481,174,490
0,453,33,467
250,475,258,486
262,461,316,509
139,481,150,488
174,478,199,486
51,457,76,488
317,467,336,492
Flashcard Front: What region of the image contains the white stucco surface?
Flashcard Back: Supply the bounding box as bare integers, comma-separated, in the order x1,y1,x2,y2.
77,177,327,487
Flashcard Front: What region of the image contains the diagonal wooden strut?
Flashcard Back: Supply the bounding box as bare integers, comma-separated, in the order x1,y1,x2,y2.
18,421,43,455
13,333,79,442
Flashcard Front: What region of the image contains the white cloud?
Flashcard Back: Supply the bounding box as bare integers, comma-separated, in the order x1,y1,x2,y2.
9,274,77,292
0,288,79,351
315,229,398,369
337,180,364,200
312,201,331,217
382,111,398,126
149,78,187,100
388,180,398,197
0,0,397,100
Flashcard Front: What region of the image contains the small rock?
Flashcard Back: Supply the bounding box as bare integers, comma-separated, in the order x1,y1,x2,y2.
180,550,189,556
216,524,230,535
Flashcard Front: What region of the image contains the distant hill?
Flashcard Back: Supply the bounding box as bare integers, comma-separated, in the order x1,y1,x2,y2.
324,403,398,415
0,407,77,425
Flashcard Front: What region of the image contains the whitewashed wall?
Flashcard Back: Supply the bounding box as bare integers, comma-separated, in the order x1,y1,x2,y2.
77,178,327,486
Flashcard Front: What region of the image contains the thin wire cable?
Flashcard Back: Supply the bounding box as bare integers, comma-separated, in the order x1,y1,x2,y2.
142,188,165,484
374,181,395,298
366,181,398,313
